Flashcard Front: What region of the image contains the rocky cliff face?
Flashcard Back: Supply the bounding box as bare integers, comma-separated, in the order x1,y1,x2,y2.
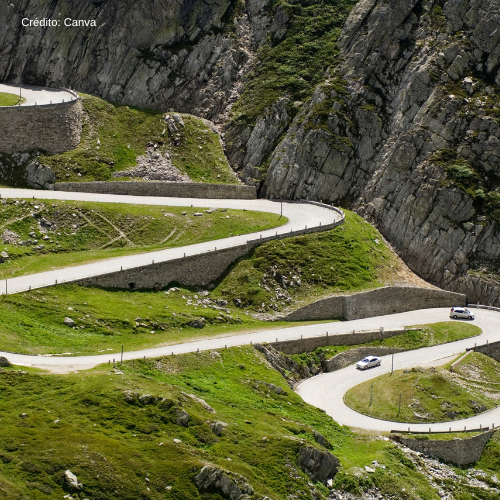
3,0,500,304
0,0,271,122
261,0,500,305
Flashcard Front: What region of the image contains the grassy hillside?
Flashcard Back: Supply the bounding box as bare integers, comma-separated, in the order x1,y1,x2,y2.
345,351,499,423
0,284,325,356
39,94,238,184
213,210,418,313
0,198,285,278
0,348,444,500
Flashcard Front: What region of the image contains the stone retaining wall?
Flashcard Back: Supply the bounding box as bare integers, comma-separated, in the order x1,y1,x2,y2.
0,98,82,154
393,430,495,466
469,340,500,363
55,181,257,199
285,287,466,322
324,347,405,372
74,244,251,289
269,328,406,356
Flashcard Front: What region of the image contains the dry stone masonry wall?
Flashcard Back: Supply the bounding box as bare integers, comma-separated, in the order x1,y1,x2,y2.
269,327,406,356
393,430,495,466
0,99,82,155
285,287,466,322
55,181,257,199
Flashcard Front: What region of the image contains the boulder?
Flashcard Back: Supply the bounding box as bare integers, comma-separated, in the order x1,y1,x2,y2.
313,430,332,449
176,410,189,427
63,317,75,327
195,465,254,500
64,470,82,491
189,318,205,329
0,356,11,367
211,421,228,436
298,446,340,485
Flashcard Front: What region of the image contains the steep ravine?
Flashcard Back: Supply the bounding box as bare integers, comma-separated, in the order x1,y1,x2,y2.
261,0,500,305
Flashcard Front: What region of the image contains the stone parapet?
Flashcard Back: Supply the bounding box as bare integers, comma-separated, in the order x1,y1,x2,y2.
55,181,257,199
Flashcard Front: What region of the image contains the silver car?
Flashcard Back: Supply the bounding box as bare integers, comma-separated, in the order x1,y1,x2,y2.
450,307,475,320
356,356,381,370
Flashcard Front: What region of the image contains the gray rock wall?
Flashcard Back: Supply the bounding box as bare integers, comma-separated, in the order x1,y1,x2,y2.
285,296,343,321
0,99,82,154
74,244,251,290
395,430,495,466
342,287,466,321
269,328,406,356
470,340,500,363
284,286,465,322
0,0,273,122
260,0,500,306
55,181,257,199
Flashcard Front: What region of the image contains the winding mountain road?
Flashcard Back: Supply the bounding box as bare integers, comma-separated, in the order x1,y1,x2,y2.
0,188,498,433
297,308,500,433
0,83,76,106
0,188,341,294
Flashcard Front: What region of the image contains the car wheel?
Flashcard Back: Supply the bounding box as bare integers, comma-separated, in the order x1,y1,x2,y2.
377,362,381,366
469,316,473,320
452,315,457,319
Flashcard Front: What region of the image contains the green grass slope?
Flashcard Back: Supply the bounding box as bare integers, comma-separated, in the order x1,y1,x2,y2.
0,348,446,500
0,92,24,106
0,197,285,279
0,284,323,355
213,210,420,314
39,94,238,184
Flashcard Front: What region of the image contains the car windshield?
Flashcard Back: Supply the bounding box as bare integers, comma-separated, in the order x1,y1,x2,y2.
361,358,370,362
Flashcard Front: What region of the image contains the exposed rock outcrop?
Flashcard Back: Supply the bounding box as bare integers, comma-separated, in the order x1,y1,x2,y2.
261,0,500,305
195,465,273,500
298,445,340,485
0,0,273,123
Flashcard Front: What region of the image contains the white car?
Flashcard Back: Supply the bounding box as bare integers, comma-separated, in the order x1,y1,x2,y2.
356,356,381,370
449,307,475,320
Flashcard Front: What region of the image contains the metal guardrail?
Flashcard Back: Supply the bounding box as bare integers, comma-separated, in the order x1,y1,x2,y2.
391,425,494,434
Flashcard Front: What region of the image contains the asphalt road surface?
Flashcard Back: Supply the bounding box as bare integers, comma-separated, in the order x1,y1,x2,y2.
0,188,497,433
0,83,76,106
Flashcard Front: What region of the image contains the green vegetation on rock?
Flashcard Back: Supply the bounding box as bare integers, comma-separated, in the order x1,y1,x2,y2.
0,92,25,107
345,351,498,424
213,211,408,313
0,197,285,279
39,94,237,184
230,0,358,125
